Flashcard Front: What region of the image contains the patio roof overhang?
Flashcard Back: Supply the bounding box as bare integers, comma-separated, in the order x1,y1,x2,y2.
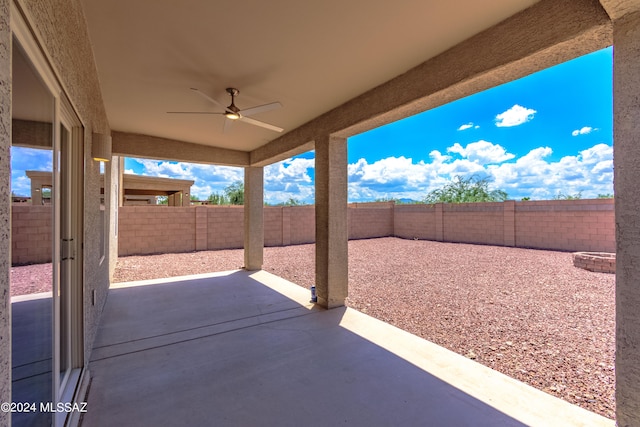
87,0,612,168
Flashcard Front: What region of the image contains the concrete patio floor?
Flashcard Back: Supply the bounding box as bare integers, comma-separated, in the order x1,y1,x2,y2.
80,270,613,427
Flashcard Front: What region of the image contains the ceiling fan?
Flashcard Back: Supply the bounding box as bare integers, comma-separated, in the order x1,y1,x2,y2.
168,88,283,133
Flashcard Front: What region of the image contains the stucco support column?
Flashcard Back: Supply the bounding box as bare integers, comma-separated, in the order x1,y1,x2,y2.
118,157,124,207
182,187,190,206
31,184,42,205
315,135,348,309
244,166,264,271
614,10,640,426
0,0,11,421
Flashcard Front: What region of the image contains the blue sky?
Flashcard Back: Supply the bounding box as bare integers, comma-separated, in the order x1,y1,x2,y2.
12,47,613,204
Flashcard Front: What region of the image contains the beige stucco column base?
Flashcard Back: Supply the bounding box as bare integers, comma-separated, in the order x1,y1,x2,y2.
614,9,640,427
315,135,348,309
244,166,264,271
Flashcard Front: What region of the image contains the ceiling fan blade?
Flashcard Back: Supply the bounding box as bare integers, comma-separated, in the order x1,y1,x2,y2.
167,111,222,114
239,116,283,132
239,102,282,117
190,88,233,113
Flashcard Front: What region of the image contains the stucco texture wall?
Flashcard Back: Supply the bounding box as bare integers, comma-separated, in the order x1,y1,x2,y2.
18,0,111,365
0,0,12,421
612,8,640,427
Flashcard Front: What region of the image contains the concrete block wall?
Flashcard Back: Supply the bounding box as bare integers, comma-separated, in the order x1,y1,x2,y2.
264,207,284,247
12,200,616,262
443,203,505,246
118,206,196,256
394,204,437,240
207,206,244,250
11,205,52,265
289,206,315,245
515,199,615,252
348,202,394,239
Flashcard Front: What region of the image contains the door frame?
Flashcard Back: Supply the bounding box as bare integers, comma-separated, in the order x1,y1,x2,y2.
11,3,85,426
56,93,85,417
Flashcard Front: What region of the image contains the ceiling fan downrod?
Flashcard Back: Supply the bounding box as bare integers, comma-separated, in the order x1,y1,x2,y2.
225,88,241,119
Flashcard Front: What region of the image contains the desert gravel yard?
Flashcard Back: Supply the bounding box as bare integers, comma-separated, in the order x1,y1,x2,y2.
13,237,615,419
113,237,616,419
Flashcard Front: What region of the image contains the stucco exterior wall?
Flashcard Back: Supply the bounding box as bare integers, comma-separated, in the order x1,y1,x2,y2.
612,7,640,426
16,0,111,366
0,0,11,421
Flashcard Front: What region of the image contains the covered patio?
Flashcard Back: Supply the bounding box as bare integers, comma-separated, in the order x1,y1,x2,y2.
3,0,640,425
82,271,611,427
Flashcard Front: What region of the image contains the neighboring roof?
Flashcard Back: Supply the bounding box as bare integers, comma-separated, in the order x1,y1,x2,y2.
25,171,194,196
121,174,194,191
120,174,194,196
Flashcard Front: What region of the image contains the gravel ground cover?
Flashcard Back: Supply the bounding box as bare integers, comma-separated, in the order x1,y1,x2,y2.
10,263,52,296
12,237,616,419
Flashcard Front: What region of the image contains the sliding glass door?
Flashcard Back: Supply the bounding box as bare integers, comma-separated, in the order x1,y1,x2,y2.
10,37,55,427
11,11,85,426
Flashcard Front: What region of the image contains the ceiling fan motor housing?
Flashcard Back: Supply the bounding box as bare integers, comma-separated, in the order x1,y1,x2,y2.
225,88,241,116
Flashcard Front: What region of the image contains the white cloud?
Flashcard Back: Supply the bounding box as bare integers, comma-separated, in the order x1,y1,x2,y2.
89,142,613,205
458,123,473,131
571,126,596,136
347,155,489,202
10,175,31,197
348,156,437,202
447,140,515,164
488,144,613,199
126,158,243,199
347,143,613,202
10,146,54,196
264,157,316,204
457,122,480,131
495,104,537,127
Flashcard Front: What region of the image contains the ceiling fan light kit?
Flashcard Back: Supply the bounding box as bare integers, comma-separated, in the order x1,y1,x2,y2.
223,88,241,120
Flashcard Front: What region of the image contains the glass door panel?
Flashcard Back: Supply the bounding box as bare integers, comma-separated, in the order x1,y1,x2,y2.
10,37,55,427
58,122,72,393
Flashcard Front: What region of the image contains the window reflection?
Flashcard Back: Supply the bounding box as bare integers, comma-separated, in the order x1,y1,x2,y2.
10,37,54,427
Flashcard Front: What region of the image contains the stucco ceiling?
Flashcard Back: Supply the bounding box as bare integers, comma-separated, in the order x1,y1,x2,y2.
81,0,540,153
